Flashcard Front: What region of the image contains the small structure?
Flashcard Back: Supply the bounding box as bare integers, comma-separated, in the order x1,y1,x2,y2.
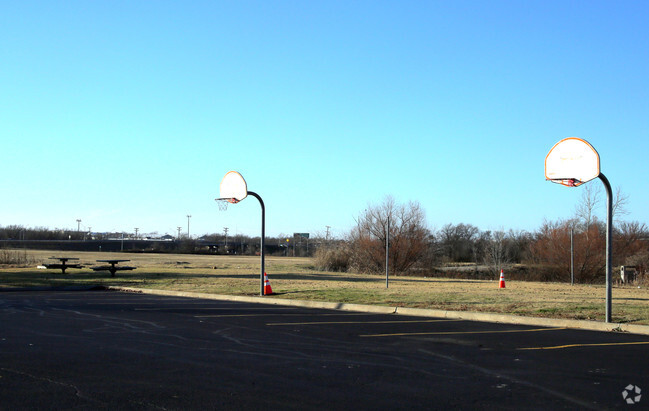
621,266,637,284
44,257,82,274
91,259,136,277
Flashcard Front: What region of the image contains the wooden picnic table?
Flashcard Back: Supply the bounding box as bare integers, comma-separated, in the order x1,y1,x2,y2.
44,257,82,274
91,259,136,277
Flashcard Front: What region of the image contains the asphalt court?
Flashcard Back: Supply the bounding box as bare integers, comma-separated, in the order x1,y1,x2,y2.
1,290,647,409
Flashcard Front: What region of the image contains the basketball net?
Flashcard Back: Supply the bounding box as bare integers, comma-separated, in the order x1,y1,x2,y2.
216,198,240,211
217,200,229,211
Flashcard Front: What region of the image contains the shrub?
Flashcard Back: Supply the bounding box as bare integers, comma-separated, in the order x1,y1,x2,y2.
314,245,351,272
0,250,35,266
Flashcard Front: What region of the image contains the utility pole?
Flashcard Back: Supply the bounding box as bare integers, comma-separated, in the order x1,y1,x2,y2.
325,226,331,243
134,227,139,239
177,227,182,239
186,215,192,239
224,227,229,248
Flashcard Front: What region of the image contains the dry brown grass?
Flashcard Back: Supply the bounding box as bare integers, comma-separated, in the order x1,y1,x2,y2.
1,249,648,324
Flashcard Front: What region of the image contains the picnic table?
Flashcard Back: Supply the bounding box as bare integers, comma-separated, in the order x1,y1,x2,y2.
44,257,82,274
91,259,136,277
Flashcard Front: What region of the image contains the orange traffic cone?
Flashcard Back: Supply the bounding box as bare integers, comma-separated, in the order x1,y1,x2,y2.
263,272,273,295
498,269,506,289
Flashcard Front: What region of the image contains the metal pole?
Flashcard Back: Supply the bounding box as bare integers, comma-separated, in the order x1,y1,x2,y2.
598,173,613,323
570,227,574,286
386,215,389,288
248,191,265,296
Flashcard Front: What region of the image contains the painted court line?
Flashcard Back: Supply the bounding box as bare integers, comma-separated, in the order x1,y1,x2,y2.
196,313,383,318
136,307,298,311
360,327,567,338
518,341,649,351
267,319,460,326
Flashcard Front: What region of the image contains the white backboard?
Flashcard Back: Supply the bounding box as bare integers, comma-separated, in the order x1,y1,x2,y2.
545,137,600,187
220,171,247,202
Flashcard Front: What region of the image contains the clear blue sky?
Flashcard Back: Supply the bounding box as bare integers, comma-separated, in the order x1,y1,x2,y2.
2,1,647,239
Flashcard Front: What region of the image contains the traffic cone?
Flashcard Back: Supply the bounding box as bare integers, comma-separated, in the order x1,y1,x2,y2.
498,269,506,289
263,272,273,295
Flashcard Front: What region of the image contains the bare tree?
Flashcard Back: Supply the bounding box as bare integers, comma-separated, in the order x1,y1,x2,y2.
349,196,429,274
438,223,480,263
485,230,510,275
613,186,630,220
575,184,629,229
575,184,601,231
529,218,606,283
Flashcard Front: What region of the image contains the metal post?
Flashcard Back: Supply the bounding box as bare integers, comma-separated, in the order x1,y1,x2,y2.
570,227,574,286
386,215,389,289
598,173,613,323
248,191,265,296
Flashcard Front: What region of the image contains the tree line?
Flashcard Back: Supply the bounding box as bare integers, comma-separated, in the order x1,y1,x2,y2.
0,225,323,257
2,185,648,282
315,190,648,283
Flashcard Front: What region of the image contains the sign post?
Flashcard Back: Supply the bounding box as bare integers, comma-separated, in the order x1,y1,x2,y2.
385,215,390,289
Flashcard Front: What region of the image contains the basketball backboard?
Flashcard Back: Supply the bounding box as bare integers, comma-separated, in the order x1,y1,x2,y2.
219,171,247,203
545,137,600,187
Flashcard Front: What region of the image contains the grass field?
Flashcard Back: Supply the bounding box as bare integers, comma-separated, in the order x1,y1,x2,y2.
1,249,648,324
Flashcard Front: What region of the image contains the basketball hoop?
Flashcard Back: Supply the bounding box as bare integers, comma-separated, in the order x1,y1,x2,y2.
216,170,268,297
545,137,600,187
544,137,614,323
216,197,240,211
